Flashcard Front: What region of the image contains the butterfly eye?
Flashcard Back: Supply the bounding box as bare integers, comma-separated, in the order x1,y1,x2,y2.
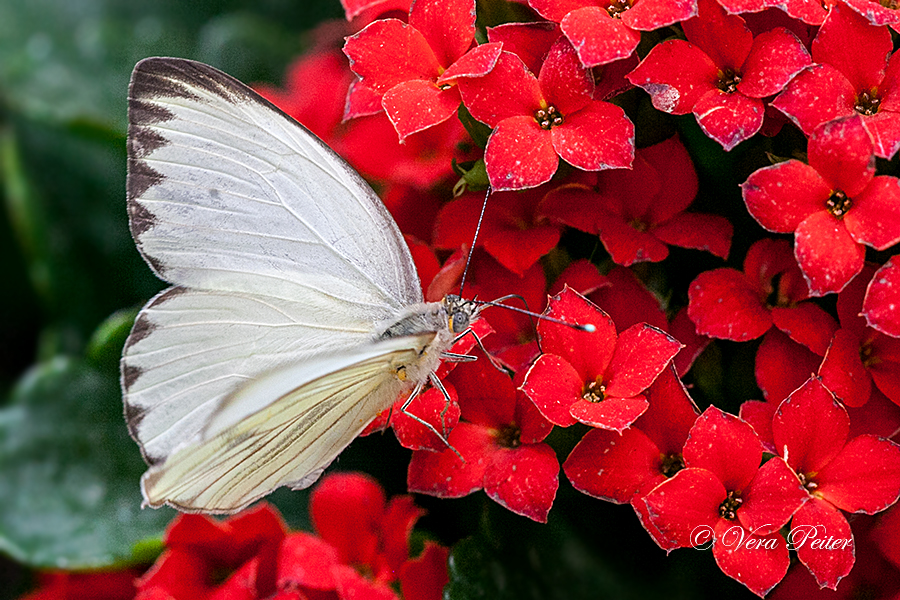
450,310,470,333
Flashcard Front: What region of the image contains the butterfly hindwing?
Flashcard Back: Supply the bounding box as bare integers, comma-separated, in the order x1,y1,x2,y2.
141,334,434,513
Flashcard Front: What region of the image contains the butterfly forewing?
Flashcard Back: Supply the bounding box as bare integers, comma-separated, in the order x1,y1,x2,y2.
123,58,423,476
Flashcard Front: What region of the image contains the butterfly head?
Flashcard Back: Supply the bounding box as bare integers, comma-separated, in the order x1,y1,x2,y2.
443,295,481,334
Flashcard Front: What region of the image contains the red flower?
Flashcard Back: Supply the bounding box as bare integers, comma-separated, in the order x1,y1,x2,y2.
643,406,808,596
688,238,838,351
136,504,287,600
627,0,810,150
540,135,732,266
519,287,681,431
773,377,900,589
407,355,560,523
755,329,823,405
563,367,699,550
863,256,900,338
742,114,900,296
819,263,900,407
527,0,698,67
433,187,562,276
343,0,502,140
772,4,900,159
19,571,141,600
135,477,448,600
458,37,634,191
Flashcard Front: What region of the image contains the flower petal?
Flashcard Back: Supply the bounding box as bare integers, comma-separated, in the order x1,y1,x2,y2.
812,3,892,92
863,256,900,337
739,457,808,535
457,51,543,127
485,116,558,191
484,443,560,523
755,329,823,404
436,42,503,84
539,287,619,382
808,115,875,197
738,27,811,98
790,498,855,590
684,406,763,491
538,36,594,115
311,473,385,566
407,422,494,497
551,101,635,171
561,6,641,67
643,467,725,548
692,89,764,151
770,303,839,356
815,434,900,513
688,268,771,342
741,160,829,234
569,394,649,431
794,211,865,297
604,323,682,398
818,329,872,408
712,519,790,597
486,21,561,75
564,426,662,503
653,212,733,259
627,40,718,114
391,385,461,452
844,176,900,250
382,81,460,140
518,354,582,427
771,63,856,136
409,0,475,68
344,19,441,93
622,0,697,30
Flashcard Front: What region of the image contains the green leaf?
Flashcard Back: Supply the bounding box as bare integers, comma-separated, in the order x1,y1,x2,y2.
0,356,174,569
85,308,138,374
445,506,632,600
457,104,492,150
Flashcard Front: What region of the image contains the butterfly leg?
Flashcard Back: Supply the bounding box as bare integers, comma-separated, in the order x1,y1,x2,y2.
446,328,512,375
399,378,464,462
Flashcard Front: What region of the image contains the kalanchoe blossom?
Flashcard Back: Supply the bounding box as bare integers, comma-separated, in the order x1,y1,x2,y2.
627,0,811,150
756,329,823,404
407,356,560,523
343,0,502,140
742,115,900,296
433,187,562,276
564,367,699,550
136,477,448,600
643,406,808,596
773,377,900,589
519,287,682,431
863,256,900,338
527,0,698,67
688,238,838,351
458,37,634,191
540,135,732,265
819,263,900,407
340,0,411,21
772,4,900,159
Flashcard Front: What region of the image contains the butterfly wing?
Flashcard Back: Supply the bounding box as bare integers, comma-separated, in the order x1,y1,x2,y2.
123,58,421,464
141,334,434,513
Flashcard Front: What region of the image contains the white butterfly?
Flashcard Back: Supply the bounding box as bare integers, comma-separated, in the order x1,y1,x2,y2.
121,57,480,514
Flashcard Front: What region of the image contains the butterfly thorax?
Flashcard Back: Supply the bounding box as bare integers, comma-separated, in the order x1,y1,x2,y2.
373,296,481,385
375,296,480,341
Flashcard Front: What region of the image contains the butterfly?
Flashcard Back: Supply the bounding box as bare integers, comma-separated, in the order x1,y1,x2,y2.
122,57,481,514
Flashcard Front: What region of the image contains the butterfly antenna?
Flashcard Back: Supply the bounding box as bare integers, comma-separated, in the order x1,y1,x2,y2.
458,186,492,297
473,297,596,332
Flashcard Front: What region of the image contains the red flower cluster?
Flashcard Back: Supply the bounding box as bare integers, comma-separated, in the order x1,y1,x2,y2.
136,473,447,600
200,0,900,596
